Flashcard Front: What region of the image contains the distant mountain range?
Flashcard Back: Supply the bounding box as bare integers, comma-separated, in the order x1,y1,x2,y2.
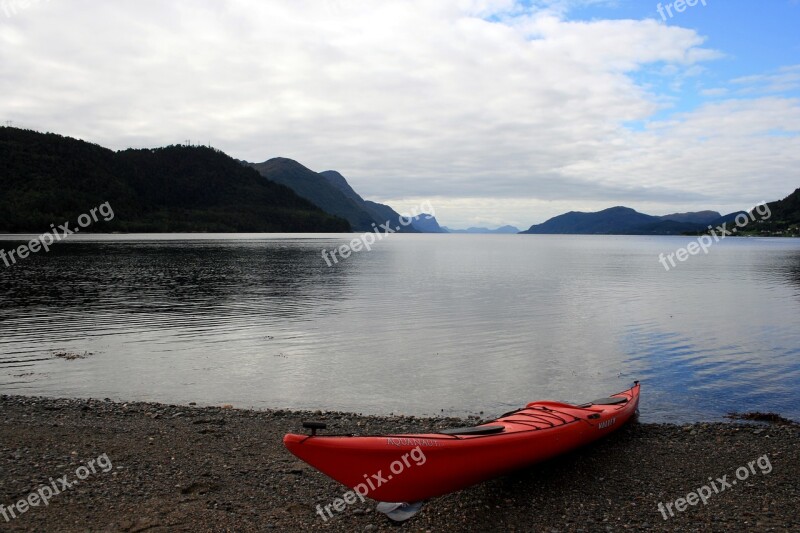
520,207,726,235
0,127,349,232
520,191,800,235
409,216,520,234
442,225,521,234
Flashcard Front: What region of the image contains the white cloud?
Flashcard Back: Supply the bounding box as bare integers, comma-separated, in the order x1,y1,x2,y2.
700,87,728,97
732,65,800,95
0,0,797,228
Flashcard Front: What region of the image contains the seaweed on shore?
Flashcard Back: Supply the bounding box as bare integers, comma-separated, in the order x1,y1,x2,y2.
726,411,798,425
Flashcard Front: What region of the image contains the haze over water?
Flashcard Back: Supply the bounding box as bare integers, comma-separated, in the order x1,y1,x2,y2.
1,234,799,423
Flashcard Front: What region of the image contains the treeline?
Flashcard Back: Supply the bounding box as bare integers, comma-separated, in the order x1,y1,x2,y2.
753,188,800,235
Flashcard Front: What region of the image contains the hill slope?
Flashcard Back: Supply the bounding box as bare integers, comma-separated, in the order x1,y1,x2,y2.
0,127,349,233
758,188,800,234
248,159,379,231
680,190,799,236
319,170,418,233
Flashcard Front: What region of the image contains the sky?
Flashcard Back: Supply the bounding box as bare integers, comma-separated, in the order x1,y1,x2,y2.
1,0,799,229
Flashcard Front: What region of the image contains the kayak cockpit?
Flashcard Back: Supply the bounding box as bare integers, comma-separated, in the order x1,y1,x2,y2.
577,396,629,408
438,425,505,436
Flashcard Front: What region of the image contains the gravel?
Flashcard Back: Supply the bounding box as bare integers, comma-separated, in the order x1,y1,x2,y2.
1,395,797,532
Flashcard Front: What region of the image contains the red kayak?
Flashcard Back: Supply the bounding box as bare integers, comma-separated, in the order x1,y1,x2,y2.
284,382,640,504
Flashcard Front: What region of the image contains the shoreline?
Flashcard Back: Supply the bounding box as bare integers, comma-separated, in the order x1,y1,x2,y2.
1,395,798,532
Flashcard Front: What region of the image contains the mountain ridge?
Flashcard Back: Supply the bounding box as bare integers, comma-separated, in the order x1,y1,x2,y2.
0,127,349,233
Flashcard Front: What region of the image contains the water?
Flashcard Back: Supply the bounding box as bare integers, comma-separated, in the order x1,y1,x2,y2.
1,234,799,423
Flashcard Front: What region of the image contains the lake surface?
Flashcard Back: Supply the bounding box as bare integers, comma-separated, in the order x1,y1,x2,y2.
1,234,799,423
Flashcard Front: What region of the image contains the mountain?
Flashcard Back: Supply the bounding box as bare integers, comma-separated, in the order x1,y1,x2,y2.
660,211,721,225
247,161,417,233
319,170,418,233
247,158,379,231
520,206,707,235
410,214,447,233
0,127,349,233
443,225,520,234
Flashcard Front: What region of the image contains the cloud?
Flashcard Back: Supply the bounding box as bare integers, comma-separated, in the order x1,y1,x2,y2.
0,0,797,228
700,87,728,97
732,65,800,95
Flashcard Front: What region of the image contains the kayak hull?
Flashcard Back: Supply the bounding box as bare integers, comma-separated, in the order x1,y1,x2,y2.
284,382,640,502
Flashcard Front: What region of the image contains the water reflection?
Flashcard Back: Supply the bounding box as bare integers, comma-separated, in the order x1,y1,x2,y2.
0,239,352,317
1,235,799,422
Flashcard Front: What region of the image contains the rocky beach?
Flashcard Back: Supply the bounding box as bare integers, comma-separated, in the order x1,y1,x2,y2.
1,395,798,532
